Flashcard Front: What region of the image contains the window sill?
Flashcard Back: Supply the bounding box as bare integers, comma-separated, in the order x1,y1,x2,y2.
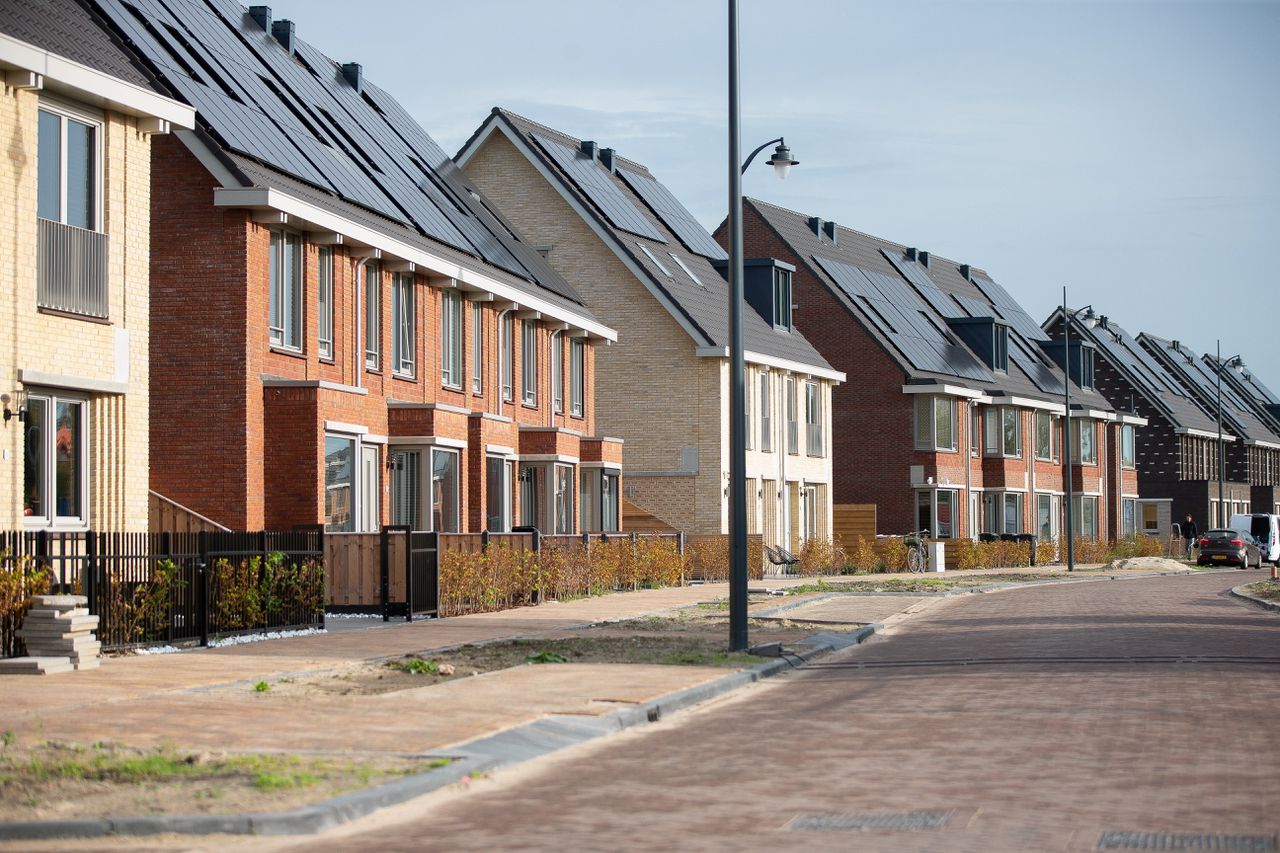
38,306,110,325
318,356,336,365
441,382,463,393
570,412,584,420
392,372,417,382
23,521,89,532
365,367,382,375
269,345,306,360
522,402,539,411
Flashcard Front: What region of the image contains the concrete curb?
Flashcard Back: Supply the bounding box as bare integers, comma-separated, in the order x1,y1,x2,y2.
1228,584,1280,612
0,625,881,841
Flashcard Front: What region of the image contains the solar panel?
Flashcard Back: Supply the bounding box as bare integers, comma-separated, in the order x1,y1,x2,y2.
530,134,666,242
813,255,992,381
951,293,994,320
1009,335,1064,394
969,275,1050,343
880,250,961,319
617,168,726,260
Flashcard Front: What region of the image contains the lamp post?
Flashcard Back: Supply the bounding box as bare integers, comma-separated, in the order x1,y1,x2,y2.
1061,288,1097,572
1215,341,1244,527
727,0,798,652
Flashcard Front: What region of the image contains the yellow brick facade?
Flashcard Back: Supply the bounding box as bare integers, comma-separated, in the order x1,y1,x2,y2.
463,132,835,540
0,83,155,530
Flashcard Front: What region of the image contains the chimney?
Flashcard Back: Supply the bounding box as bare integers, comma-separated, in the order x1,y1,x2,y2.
905,247,918,261
918,251,930,268
807,216,823,239
599,148,617,173
579,140,599,160
822,220,838,245
959,263,971,279
1171,339,1180,351
271,19,295,53
248,5,271,30
341,63,362,93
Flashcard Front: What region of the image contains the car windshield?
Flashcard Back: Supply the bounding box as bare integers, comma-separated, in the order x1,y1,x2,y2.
1204,529,1240,540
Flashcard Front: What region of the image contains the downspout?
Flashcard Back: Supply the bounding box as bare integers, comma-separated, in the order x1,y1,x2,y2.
965,399,974,538
1100,420,1109,539
1027,408,1035,534
779,370,787,546
353,257,369,390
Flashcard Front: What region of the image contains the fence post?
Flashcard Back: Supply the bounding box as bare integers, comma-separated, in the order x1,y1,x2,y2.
84,530,97,623
425,531,439,619
34,529,50,588
404,530,414,624
481,529,490,551
197,530,209,647
379,526,391,623
159,531,172,643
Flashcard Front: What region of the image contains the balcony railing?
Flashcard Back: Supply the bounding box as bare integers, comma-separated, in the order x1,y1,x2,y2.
38,218,108,319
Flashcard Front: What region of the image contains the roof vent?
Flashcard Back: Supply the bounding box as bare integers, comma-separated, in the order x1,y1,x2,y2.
580,140,599,160
271,19,295,53
341,62,362,93
822,220,838,245
959,263,971,279
599,147,617,173
918,251,930,268
807,216,824,239
905,247,918,261
248,5,271,30
1171,339,1181,351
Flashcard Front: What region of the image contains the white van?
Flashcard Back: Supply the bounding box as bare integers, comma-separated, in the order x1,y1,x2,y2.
1229,513,1280,563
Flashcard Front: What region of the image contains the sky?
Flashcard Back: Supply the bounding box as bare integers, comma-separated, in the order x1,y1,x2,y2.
268,0,1280,384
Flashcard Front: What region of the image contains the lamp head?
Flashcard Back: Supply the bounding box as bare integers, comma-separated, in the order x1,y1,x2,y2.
766,140,798,180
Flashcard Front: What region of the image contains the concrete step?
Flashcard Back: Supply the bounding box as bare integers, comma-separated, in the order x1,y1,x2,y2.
0,656,75,675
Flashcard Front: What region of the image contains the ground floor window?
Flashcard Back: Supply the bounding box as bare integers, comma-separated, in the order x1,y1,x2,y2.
1122,498,1137,538
580,468,620,533
390,450,420,528
431,448,460,533
915,489,956,538
803,485,819,542
1036,493,1060,542
1072,495,1099,540
983,491,1022,535
554,464,574,534
23,392,87,527
519,464,544,530
325,435,355,532
486,455,511,532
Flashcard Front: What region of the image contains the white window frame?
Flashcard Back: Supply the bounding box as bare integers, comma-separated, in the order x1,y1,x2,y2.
1077,420,1097,465
1122,497,1137,537
1036,492,1060,542
268,230,303,351
759,371,772,453
915,395,956,452
786,377,798,455
1072,494,1099,540
554,463,574,534
1121,424,1136,469
915,488,957,539
392,272,416,377
486,454,511,532
569,338,584,418
439,288,462,387
23,391,90,529
1035,410,1052,461
324,432,376,533
805,381,824,457
500,310,514,402
745,369,754,451
364,262,381,370
521,320,538,406
389,448,421,529
471,302,484,395
551,331,563,414
317,246,334,360
773,268,792,331
37,100,103,232
430,447,461,533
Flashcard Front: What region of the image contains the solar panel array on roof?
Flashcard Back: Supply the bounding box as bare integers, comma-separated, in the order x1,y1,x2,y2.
617,168,727,261
529,134,666,242
92,0,582,297
1084,322,1179,403
1108,325,1187,397
969,275,1050,343
951,293,994,320
813,255,992,382
1165,345,1254,415
880,251,961,319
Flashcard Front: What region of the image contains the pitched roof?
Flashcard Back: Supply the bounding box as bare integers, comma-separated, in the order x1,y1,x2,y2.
0,0,152,86
1202,353,1280,435
464,109,837,375
1044,310,1221,434
83,0,595,323
746,197,1110,408
1138,334,1280,443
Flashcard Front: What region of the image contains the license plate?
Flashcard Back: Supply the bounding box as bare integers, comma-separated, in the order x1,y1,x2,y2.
1212,555,1227,560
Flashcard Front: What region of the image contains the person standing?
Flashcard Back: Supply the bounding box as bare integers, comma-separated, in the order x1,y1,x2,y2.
1183,513,1198,560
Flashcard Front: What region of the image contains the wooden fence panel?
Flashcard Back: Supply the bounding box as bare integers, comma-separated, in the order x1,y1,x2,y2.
833,503,876,549
324,533,405,607
149,491,229,534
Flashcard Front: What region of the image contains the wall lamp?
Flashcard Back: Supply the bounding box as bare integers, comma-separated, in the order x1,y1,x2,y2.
2,392,25,424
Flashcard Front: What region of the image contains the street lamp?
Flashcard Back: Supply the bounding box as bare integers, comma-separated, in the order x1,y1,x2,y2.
1214,341,1245,527
1061,287,1098,572
727,0,798,652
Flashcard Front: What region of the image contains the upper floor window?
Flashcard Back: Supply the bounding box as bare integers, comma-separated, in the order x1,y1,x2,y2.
268,230,302,351
521,320,538,406
993,325,1009,373
551,332,564,414
392,272,416,377
500,311,514,402
440,288,461,387
773,268,792,331
1121,424,1136,468
570,338,585,417
915,395,956,451
317,247,334,360
745,370,753,451
805,381,823,457
984,406,1021,457
786,377,798,455
971,407,981,457
1034,410,1054,460
38,106,100,232
1077,420,1096,464
364,262,380,370
471,303,484,394
23,392,87,528
759,371,772,452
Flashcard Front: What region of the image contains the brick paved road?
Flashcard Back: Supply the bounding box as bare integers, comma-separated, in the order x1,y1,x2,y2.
294,571,1280,853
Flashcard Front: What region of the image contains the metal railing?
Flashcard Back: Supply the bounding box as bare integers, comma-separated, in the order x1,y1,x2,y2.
38,218,109,319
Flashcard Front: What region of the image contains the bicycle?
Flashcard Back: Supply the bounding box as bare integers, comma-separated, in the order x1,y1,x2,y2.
904,530,930,573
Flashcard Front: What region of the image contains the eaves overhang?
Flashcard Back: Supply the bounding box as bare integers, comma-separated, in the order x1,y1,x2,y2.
1176,427,1237,442
900,383,988,401
695,346,845,383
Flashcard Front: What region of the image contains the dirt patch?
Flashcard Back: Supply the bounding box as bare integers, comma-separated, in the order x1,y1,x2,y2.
0,739,439,822
1106,556,1191,573
1242,581,1280,601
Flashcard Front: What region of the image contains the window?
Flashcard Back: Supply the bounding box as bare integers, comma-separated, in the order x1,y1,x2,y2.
519,464,543,529
554,464,574,534
500,312,514,402
1002,408,1021,457
1077,420,1096,464
317,247,334,360
392,272,416,376
773,268,792,330
1122,498,1137,537
23,394,87,527
486,455,509,531
745,371,753,451
551,332,563,414
268,231,302,350
390,450,420,528
521,321,538,405
971,407,981,457
993,325,1009,373
1036,493,1057,541
759,372,772,452
471,303,484,394
982,491,1022,535
1035,411,1052,460
637,243,671,276
984,408,1000,456
1078,347,1095,390
1121,424,1136,468
580,468,620,533
324,435,355,532
805,382,823,457
1072,495,1099,540
1003,492,1022,534
431,448,460,532
569,338,584,417
364,263,380,369
670,253,703,287
38,106,100,231
916,489,956,539
786,377,798,455
915,396,955,451
440,288,461,386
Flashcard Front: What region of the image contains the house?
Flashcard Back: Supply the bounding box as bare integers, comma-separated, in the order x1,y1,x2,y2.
1041,310,1260,537
734,198,1143,542
1201,352,1280,516
83,0,620,534
0,0,194,531
1136,334,1280,525
457,111,844,550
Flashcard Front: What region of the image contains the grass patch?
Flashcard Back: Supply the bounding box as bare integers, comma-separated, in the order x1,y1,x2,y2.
253,681,271,692
524,650,569,664
1243,581,1280,601
391,657,439,675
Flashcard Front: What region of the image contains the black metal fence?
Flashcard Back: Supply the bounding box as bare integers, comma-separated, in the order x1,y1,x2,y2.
1,529,325,657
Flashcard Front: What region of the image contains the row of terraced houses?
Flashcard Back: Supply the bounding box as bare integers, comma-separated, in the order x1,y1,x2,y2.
3,0,1277,553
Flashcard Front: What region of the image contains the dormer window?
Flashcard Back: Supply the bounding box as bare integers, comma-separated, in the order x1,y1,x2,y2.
993,324,1009,373
1079,347,1095,390
773,268,792,331
945,316,1009,373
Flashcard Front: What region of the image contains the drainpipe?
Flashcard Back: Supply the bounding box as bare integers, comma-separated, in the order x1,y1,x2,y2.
778,370,787,547
965,399,974,538
353,257,369,390
1027,408,1035,534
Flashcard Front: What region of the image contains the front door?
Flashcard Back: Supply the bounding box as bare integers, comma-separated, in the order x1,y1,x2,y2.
360,445,380,531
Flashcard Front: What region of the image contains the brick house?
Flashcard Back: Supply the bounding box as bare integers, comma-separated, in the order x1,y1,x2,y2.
86,0,620,533
1041,310,1265,538
457,111,843,549
732,198,1143,542
1201,352,1280,516
0,0,194,531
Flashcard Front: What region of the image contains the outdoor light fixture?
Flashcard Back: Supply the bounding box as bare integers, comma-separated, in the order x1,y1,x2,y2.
1215,343,1244,527
2,392,25,424
1061,292,1096,573
741,137,798,179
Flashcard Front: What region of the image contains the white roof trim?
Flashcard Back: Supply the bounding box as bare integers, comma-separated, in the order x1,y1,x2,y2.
324,420,367,435
518,454,580,464
900,383,988,400
1246,438,1280,451
212,185,616,342
695,346,845,382
390,436,468,449
987,394,1067,414
1118,414,1149,427
0,32,194,128
1176,427,1237,442
1068,409,1113,420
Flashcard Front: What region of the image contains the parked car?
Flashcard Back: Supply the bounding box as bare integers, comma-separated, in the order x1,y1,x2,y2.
1229,513,1280,564
1196,528,1262,568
